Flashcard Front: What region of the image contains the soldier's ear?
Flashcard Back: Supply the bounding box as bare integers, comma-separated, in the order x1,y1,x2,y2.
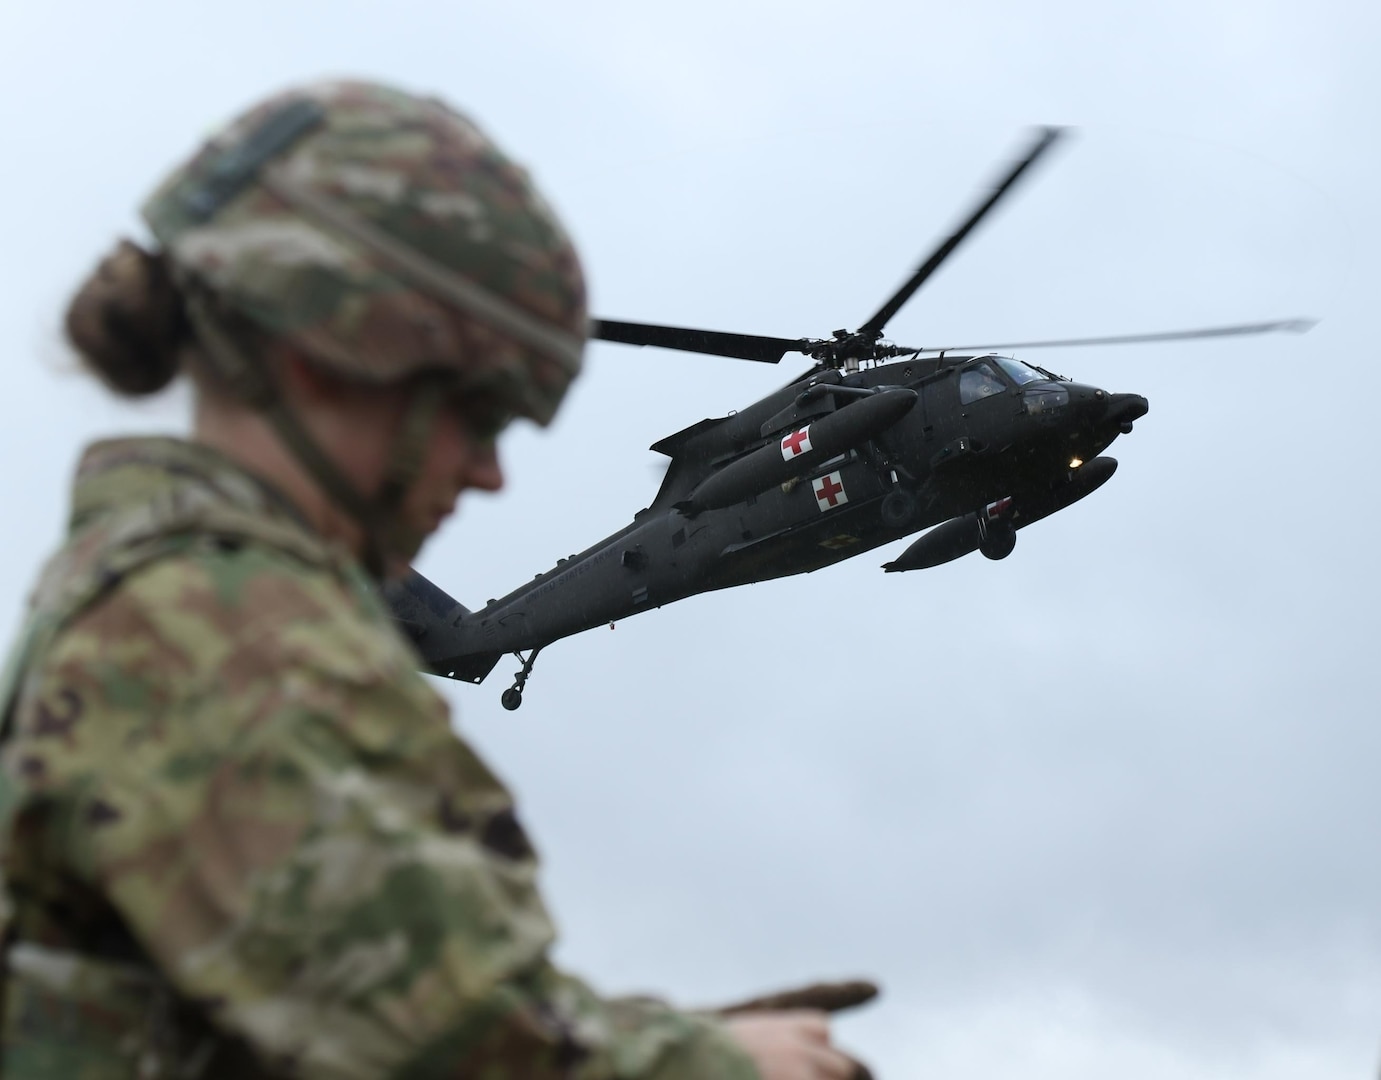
277,351,325,400
277,349,370,408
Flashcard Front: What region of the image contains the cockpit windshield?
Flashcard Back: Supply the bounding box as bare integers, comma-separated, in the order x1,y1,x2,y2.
991,355,1050,386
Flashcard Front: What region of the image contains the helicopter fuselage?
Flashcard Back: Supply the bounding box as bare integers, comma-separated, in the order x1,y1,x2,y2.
397,351,1147,688
381,123,1311,709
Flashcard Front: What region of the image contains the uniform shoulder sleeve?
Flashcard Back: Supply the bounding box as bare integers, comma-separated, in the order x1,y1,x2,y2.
10,543,757,1080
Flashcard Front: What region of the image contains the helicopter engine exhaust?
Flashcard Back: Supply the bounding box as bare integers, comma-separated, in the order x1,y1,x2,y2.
882,456,1119,572
679,388,918,514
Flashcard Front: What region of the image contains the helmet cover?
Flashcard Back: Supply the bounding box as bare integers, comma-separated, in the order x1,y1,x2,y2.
142,79,586,425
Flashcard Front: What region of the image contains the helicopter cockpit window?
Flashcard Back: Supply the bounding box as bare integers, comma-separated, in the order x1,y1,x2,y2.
959,363,1008,405
992,355,1049,386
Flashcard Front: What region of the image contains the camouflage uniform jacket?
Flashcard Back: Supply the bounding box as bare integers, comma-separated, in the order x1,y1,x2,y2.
0,437,757,1080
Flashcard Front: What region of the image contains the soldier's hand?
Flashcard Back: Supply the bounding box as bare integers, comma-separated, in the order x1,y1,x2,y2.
724,1010,872,1080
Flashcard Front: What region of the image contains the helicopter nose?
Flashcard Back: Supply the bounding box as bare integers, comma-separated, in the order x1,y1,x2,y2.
1106,393,1149,432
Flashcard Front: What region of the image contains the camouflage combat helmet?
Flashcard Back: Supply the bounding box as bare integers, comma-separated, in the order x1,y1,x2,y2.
141,79,587,426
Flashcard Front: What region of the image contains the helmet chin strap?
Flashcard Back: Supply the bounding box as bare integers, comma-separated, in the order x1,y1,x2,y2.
369,378,449,569
186,292,449,580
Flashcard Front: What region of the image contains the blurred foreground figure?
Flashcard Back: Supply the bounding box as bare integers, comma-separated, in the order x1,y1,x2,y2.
0,81,870,1078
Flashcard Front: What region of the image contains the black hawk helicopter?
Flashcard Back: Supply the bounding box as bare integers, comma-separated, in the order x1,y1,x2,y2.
386,126,1311,709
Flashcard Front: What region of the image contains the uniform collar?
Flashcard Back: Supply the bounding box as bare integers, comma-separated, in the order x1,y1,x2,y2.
69,436,314,538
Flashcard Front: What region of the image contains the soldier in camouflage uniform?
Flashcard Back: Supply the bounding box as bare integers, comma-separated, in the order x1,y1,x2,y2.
0,81,872,1078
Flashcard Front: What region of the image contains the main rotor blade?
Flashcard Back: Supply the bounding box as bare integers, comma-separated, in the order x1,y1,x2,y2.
591,318,809,364
857,126,1067,341
920,318,1317,353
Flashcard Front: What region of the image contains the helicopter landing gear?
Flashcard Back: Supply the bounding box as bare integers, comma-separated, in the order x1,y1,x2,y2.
977,515,1017,560
501,647,543,711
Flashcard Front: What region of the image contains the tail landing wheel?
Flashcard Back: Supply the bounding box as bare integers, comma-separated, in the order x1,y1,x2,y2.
501,647,543,711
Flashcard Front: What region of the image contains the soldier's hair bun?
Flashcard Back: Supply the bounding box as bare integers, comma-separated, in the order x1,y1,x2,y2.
65,239,188,396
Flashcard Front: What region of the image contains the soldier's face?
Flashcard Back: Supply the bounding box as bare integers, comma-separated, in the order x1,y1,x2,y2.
279,359,508,574
401,388,508,537
368,386,509,578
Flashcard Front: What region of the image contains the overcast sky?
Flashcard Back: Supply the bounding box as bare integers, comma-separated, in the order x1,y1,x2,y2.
3,2,1379,1077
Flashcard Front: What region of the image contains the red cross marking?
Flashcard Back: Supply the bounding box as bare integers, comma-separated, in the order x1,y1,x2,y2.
781,426,812,459
985,496,1013,520
815,473,845,508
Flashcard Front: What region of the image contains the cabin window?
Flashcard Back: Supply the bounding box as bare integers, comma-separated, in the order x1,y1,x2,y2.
959,363,1007,404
